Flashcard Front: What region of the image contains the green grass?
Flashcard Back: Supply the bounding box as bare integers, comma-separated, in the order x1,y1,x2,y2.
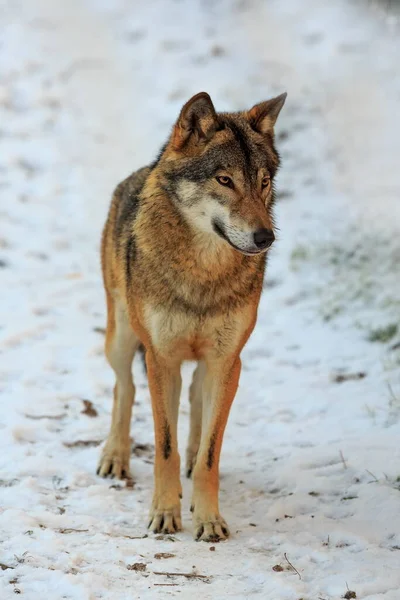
368,324,398,343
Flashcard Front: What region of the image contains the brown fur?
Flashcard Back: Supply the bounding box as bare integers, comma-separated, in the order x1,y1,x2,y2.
97,91,286,541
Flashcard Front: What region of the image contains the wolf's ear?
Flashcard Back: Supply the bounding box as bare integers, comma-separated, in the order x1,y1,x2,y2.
172,92,218,150
246,92,287,134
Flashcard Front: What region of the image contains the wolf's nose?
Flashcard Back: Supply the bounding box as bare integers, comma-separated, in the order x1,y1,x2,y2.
253,228,275,249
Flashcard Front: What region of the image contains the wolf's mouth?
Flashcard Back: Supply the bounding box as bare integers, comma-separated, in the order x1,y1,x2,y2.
212,220,264,256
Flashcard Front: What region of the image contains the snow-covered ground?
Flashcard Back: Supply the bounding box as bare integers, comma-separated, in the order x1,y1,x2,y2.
1,0,400,598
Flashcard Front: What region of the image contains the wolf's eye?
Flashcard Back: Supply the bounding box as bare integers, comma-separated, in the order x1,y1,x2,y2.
262,176,271,189
216,175,233,187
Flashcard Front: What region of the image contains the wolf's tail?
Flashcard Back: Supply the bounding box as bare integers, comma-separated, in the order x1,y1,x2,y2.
137,343,147,377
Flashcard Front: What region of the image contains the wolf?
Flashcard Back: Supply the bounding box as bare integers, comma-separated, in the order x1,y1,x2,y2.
98,91,287,541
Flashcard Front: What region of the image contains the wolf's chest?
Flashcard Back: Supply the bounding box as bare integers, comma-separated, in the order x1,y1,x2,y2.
151,260,263,318
142,303,254,363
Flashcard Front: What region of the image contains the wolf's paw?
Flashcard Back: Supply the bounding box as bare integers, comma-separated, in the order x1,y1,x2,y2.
97,439,131,479
148,505,182,534
193,513,230,542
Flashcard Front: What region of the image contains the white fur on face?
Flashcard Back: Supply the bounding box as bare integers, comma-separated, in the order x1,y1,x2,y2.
177,182,222,234
176,180,265,255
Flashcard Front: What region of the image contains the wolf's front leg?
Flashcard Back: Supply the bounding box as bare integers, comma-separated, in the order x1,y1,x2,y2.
146,350,182,534
191,356,241,542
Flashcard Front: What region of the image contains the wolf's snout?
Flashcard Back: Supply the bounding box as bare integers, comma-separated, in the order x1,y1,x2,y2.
253,228,275,249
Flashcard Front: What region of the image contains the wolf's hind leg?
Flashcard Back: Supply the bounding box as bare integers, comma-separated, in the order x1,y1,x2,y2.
97,292,140,479
186,361,205,478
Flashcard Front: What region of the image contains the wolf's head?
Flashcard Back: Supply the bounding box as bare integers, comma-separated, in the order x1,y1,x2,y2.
155,91,286,256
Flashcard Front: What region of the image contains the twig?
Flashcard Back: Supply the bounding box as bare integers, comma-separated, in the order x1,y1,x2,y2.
57,528,89,534
124,534,148,540
366,469,379,483
333,371,366,384
63,440,102,448
388,383,399,404
104,532,148,540
339,450,347,470
25,413,66,420
284,553,301,580
153,571,210,580
154,584,178,587
14,552,29,564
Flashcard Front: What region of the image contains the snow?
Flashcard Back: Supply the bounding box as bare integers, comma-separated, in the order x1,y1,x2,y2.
1,0,399,598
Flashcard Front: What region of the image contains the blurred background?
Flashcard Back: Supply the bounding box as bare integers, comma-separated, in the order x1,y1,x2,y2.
1,0,400,597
